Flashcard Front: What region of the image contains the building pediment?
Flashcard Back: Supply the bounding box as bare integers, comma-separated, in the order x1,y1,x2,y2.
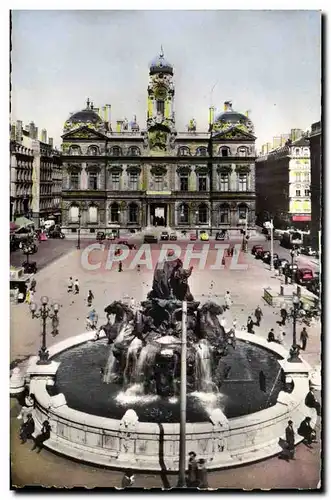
213,126,256,141
62,126,108,141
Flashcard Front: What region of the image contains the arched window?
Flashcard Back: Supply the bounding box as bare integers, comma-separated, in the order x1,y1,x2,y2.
179,203,189,223
178,147,191,156
303,148,309,157
219,204,230,224
128,203,138,223
110,202,120,223
196,147,208,156
128,146,141,156
88,205,98,223
109,146,122,156
69,205,79,223
238,203,248,221
88,146,99,156
198,203,208,224
237,146,248,157
219,147,230,157
69,146,81,156
295,148,300,156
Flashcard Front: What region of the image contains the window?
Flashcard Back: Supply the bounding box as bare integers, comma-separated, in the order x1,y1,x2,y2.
237,147,248,157
109,147,122,156
303,172,310,182
198,204,208,224
110,203,120,223
128,147,140,156
220,147,230,157
129,203,138,223
111,172,120,190
237,173,248,191
198,175,207,191
88,146,98,156
296,189,301,197
129,172,138,190
88,206,98,223
88,172,98,190
303,148,309,157
69,172,79,190
179,175,188,191
154,175,164,191
304,189,310,196
178,147,190,156
219,204,230,224
295,172,301,182
69,206,79,223
295,148,300,156
69,146,81,155
179,203,189,223
196,147,208,156
238,204,248,220
156,100,165,114
219,173,229,191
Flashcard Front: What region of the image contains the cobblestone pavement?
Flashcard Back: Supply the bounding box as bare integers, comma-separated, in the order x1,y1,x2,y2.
10,244,322,489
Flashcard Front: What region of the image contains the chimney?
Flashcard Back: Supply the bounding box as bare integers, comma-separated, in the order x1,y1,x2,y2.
224,101,232,112
48,137,53,147
16,120,23,142
208,106,214,128
106,104,112,125
10,124,16,141
116,120,123,133
41,128,47,143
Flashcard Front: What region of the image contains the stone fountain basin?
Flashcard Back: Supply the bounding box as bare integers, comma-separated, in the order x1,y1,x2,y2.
25,332,316,472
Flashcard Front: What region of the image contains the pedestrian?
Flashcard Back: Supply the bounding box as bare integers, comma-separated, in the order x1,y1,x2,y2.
121,470,135,488
25,289,31,304
305,388,321,416
285,420,295,460
247,316,254,334
30,278,36,292
280,302,288,326
67,276,73,293
300,327,309,351
31,420,51,452
19,413,35,444
118,262,123,272
254,306,263,326
87,290,94,307
29,289,35,304
74,279,79,295
137,264,141,273
267,328,275,343
224,291,232,309
259,370,266,392
276,327,286,345
17,393,35,422
297,416,316,445
187,451,198,487
197,458,208,489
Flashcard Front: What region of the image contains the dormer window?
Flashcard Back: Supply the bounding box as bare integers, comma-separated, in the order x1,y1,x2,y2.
237,146,248,157
196,147,208,156
109,146,122,156
128,146,141,156
219,147,230,157
178,147,190,156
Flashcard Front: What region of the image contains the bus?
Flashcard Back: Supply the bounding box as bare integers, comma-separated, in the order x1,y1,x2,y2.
280,231,304,249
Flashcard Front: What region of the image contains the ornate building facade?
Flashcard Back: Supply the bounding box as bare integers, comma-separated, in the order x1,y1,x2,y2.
61,50,257,234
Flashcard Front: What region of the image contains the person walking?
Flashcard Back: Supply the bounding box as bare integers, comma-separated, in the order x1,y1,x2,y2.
247,316,254,334
187,451,198,487
121,470,135,488
267,328,276,343
30,277,36,292
87,290,94,307
285,420,295,459
118,261,123,272
280,302,288,326
224,291,232,309
197,459,208,489
19,413,35,444
29,289,35,304
31,420,51,452
300,327,309,351
254,306,263,327
74,279,80,295
67,277,73,293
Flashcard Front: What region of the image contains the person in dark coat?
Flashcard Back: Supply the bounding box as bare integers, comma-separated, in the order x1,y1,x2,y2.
19,413,35,444
247,316,254,334
121,470,135,488
197,459,208,488
254,306,263,326
297,416,316,445
187,451,198,487
285,420,295,459
280,303,288,326
300,327,309,351
305,389,321,416
30,278,37,292
87,290,94,307
31,420,51,453
267,329,275,343
118,262,123,272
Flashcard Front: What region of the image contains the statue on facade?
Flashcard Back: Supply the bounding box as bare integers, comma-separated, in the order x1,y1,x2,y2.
187,118,197,132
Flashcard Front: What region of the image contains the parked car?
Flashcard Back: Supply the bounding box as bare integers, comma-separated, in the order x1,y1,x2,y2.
169,232,177,241
143,234,158,244
274,258,289,270
215,231,226,241
49,229,65,239
251,244,264,256
265,253,279,265
118,239,136,249
96,231,106,242
295,268,314,285
300,246,318,257
200,232,209,241
189,233,197,241
261,250,271,262
283,263,299,276
160,231,170,241
306,277,320,296
255,248,265,259
106,232,116,240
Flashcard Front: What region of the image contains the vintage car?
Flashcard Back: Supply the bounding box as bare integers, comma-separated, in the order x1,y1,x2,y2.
160,231,170,241
264,252,279,265
251,244,264,255
295,268,314,285
215,231,226,241
96,231,106,242
200,232,209,241
261,250,271,262
189,233,197,241
274,258,289,270
169,232,177,241
106,232,116,240
300,246,318,257
255,247,265,259
143,234,158,244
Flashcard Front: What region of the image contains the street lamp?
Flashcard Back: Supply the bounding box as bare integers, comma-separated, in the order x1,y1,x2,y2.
195,211,199,239
77,212,82,249
290,248,296,283
288,294,301,363
178,300,187,488
29,296,59,365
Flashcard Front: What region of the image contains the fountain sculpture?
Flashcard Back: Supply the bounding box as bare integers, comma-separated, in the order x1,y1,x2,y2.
100,257,235,398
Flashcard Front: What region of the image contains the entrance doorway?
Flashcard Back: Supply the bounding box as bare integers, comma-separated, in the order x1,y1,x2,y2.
150,204,167,227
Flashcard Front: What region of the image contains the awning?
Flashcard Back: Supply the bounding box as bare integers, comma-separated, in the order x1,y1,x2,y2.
14,216,35,228
292,215,311,222
10,222,19,232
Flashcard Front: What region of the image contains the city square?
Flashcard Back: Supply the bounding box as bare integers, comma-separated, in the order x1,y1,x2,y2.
9,9,322,491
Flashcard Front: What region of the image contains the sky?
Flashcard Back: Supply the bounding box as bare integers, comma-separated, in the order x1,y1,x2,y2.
10,9,321,148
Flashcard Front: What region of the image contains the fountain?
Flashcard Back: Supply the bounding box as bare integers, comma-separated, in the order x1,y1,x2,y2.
24,256,317,471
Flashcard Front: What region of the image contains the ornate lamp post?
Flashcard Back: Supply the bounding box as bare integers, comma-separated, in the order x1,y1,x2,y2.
288,294,301,362
77,212,82,249
290,248,296,282
195,210,199,239
30,296,59,365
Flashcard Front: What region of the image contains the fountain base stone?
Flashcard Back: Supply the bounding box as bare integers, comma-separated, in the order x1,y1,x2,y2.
26,331,316,472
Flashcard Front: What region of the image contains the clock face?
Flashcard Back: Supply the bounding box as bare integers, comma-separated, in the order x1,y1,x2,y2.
155,85,167,99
